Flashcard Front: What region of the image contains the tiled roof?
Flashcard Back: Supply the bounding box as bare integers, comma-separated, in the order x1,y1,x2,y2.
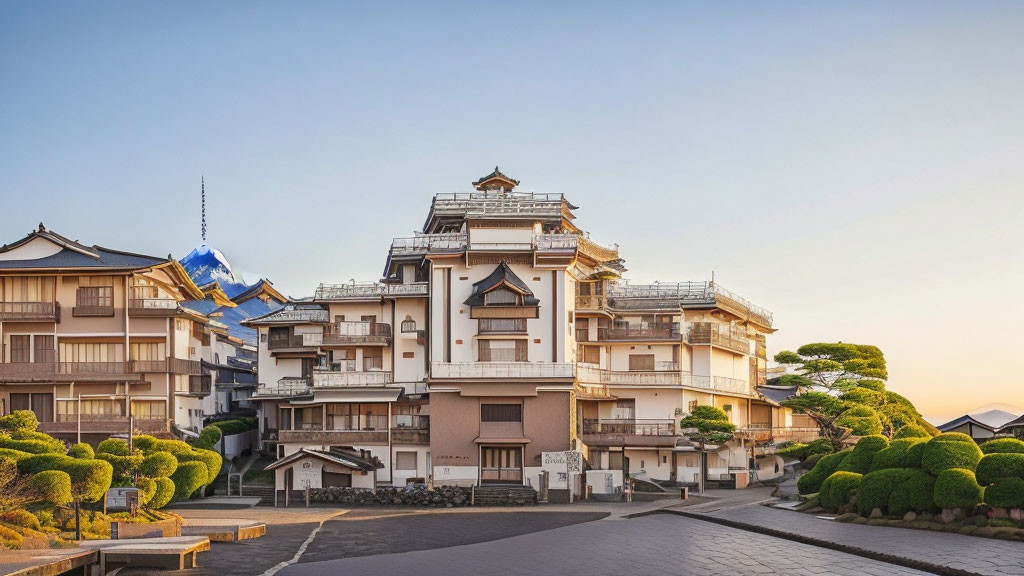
265,448,378,472
464,262,539,306
0,226,168,270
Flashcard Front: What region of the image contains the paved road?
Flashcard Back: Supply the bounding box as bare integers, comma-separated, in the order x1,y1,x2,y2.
280,514,932,576
699,504,1024,576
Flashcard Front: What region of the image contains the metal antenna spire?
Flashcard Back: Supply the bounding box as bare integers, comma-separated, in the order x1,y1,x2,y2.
201,177,207,243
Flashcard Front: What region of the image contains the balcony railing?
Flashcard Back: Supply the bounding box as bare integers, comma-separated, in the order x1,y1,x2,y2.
582,418,676,436
312,370,393,388
322,322,392,345
268,333,323,349
430,361,575,379
606,282,772,327
392,414,429,429
534,234,577,251
128,298,178,315
130,359,167,373
736,426,821,444
254,377,312,397
687,323,750,354
0,301,58,321
575,294,606,312
598,324,680,341
576,365,682,386
167,358,203,375
40,417,168,434
390,233,467,255
315,282,429,301
72,305,114,317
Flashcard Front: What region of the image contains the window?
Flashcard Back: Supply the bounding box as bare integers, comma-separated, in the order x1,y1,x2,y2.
583,346,600,365
268,327,291,348
5,277,54,302
76,286,113,308
483,287,520,306
60,342,122,363
11,393,53,422
481,404,522,423
478,339,527,362
628,354,655,371
360,315,376,323
401,317,417,333
34,335,54,363
363,348,383,371
130,342,165,361
478,318,526,333
9,335,29,363
132,400,165,420
395,452,417,471
332,349,355,371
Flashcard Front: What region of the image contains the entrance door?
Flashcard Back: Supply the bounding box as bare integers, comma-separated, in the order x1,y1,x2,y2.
480,446,523,484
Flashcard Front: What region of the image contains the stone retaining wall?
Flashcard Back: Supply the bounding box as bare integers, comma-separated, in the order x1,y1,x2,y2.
305,486,473,507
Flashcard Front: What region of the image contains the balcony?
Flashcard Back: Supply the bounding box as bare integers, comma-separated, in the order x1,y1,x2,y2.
598,324,680,341
575,294,607,313
253,377,312,398
312,370,394,388
0,302,59,322
315,282,429,301
581,418,678,448
268,333,323,350
278,414,391,444
176,375,212,397
736,425,821,445
128,298,178,316
39,416,168,435
321,321,392,346
390,233,467,255
167,358,203,375
430,361,575,380
686,323,750,354
0,361,144,382
576,365,682,387
130,359,167,373
478,318,526,334
606,282,773,327
534,234,577,252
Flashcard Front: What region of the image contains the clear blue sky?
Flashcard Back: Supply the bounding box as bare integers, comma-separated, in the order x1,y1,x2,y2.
2,1,1023,421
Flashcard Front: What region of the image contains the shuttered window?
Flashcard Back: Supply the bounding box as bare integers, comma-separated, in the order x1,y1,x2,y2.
481,404,522,423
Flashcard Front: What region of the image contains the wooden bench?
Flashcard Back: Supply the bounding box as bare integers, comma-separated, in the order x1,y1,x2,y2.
77,536,210,574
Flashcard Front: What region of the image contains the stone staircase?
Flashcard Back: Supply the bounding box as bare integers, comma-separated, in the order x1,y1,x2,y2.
473,485,538,506
241,485,276,506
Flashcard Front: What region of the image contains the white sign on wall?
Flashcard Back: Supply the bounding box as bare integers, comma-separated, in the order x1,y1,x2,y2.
541,451,582,490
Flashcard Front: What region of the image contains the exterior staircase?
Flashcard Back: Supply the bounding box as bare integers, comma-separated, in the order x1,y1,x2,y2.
473,484,538,506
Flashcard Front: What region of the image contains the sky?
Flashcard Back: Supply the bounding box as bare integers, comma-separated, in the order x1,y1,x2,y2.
1,1,1022,423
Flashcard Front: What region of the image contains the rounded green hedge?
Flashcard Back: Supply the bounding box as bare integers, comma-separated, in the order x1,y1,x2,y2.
0,448,31,461
67,443,95,459
798,450,851,495
96,438,130,456
980,438,1024,455
870,438,926,471
983,477,1024,509
857,468,915,515
139,451,178,478
837,435,889,474
836,405,883,437
888,469,937,516
934,468,983,509
0,436,63,454
178,448,222,484
893,424,931,440
170,461,208,501
930,432,975,444
820,471,862,511
974,453,1024,486
148,477,175,509
1,509,41,531
905,442,927,469
0,410,39,432
96,451,143,483
922,436,982,476
132,435,159,452
17,454,113,502
135,477,157,506
29,470,73,505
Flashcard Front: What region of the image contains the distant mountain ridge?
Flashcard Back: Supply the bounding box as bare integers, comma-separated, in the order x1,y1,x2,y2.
180,244,250,298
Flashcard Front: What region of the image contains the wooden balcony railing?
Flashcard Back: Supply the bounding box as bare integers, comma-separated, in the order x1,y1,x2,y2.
575,294,607,312
0,301,59,321
167,358,203,375
687,322,750,354
598,324,680,341
582,418,676,436
130,360,167,373
321,322,391,345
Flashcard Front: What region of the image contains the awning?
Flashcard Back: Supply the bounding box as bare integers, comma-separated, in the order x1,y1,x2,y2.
473,437,532,444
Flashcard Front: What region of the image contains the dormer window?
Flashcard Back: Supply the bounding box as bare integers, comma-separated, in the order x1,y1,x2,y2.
484,287,521,306
465,262,540,320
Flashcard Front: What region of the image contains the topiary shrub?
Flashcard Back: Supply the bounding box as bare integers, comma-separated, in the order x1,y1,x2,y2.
148,477,175,509
856,380,886,393
888,469,937,516
96,438,129,456
870,438,927,471
934,468,983,509
132,435,159,453
28,470,73,506
905,441,927,469
983,477,1024,509
139,451,178,478
974,453,1024,486
0,410,39,432
893,424,931,440
95,451,143,483
0,436,63,454
922,435,983,476
17,454,113,503
837,435,889,474
67,443,95,459
820,471,862,511
170,461,208,501
135,477,157,506
798,450,851,495
857,468,915,515
0,523,24,548
980,438,1024,455
1,509,42,531
178,448,222,485
0,448,31,461
836,405,883,437
193,426,222,450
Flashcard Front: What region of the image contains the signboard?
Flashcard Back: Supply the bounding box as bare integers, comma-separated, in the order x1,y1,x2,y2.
296,460,320,489
541,451,583,490
105,487,140,513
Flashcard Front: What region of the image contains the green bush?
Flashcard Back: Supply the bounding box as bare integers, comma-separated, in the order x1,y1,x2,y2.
67,443,95,459
95,452,143,483
0,436,63,455
887,469,937,516
178,448,222,484
893,424,931,440
930,432,975,444
135,477,157,506
870,438,927,471
0,448,31,461
798,450,851,495
836,405,883,436
17,454,113,502
837,435,888,474
148,477,175,509
28,470,73,505
170,461,208,501
139,451,178,478
857,468,915,515
777,438,832,461
905,442,927,468
980,438,1024,455
856,380,886,392
922,435,983,476
132,435,158,453
820,471,862,511
193,426,222,450
96,438,129,456
983,477,1024,509
206,419,253,436
974,453,1024,486
0,410,38,432
934,468,983,509
1,509,41,531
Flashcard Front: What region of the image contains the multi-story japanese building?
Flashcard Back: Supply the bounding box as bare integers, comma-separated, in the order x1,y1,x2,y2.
251,168,816,492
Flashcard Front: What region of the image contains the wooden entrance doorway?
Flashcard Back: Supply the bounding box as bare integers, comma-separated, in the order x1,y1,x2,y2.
480,446,523,484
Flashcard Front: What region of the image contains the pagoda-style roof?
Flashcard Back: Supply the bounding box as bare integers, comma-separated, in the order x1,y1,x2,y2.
464,262,539,307
472,166,520,190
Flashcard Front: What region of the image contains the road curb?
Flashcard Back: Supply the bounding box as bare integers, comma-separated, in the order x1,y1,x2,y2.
648,509,981,576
